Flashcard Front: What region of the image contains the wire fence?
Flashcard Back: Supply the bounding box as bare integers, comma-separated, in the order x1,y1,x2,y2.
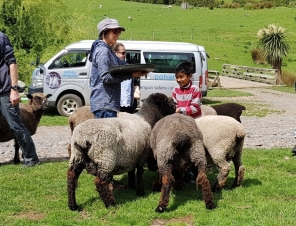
82,28,296,47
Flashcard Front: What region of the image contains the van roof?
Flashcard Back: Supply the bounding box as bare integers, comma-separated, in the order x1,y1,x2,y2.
65,40,206,52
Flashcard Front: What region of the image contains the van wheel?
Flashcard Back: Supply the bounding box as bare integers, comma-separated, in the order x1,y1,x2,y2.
57,94,83,117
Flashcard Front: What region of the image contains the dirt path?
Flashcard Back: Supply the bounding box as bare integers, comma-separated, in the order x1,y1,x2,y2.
1,77,296,164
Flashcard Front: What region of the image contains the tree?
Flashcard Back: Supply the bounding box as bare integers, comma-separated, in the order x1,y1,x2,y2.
0,0,72,85
257,24,290,83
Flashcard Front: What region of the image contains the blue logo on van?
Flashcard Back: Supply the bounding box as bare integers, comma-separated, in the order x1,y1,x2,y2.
62,71,78,78
155,74,175,80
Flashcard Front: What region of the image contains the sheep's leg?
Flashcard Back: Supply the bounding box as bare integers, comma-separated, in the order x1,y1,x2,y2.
128,168,136,190
196,162,215,210
212,162,230,192
67,165,84,211
13,138,21,164
135,165,145,196
155,166,174,213
173,170,185,191
94,175,115,208
231,148,245,189
152,171,162,192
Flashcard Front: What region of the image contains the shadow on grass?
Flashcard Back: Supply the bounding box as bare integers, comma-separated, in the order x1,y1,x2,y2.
202,98,223,105
0,156,69,166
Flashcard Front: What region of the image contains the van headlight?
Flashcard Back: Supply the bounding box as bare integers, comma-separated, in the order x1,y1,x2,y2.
32,78,43,88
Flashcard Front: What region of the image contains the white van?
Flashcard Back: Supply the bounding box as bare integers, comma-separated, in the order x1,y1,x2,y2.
28,40,209,116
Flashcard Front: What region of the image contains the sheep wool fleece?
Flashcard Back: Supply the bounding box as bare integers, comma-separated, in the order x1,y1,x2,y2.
69,114,151,176
195,115,246,191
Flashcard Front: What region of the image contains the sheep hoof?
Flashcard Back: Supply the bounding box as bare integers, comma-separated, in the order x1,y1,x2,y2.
69,204,79,211
155,205,165,213
206,202,216,210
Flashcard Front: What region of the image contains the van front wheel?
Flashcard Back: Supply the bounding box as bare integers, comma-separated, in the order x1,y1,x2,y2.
57,94,83,117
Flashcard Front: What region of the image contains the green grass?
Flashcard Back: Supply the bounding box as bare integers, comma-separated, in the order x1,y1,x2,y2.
0,148,295,225
272,85,296,93
39,107,68,126
205,88,252,98
202,88,279,117
62,0,296,79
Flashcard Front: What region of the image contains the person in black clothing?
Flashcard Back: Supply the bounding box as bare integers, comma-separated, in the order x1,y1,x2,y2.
0,32,39,167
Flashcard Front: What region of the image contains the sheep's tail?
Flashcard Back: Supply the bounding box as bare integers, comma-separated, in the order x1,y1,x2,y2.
236,124,246,139
234,124,246,152
172,132,191,152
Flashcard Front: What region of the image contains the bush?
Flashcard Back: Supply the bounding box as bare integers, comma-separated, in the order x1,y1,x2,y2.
281,69,296,87
251,48,266,65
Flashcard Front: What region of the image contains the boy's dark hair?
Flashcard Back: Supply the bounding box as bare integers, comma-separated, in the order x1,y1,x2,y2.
175,61,193,76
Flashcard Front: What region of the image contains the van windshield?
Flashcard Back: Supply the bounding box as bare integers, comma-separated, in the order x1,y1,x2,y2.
48,51,89,69
143,52,196,73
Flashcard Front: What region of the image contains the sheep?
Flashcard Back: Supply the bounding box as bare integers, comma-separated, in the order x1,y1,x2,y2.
201,105,217,116
195,115,246,192
128,16,132,21
211,103,246,123
67,106,130,156
67,93,176,210
0,92,52,163
149,113,215,213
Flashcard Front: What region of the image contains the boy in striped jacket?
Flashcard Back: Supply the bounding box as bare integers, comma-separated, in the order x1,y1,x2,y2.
172,61,202,118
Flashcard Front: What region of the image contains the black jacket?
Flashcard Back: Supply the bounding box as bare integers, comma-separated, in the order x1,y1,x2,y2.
0,32,17,95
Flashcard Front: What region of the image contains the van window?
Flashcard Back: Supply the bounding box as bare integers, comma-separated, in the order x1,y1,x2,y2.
48,51,89,69
143,52,196,73
126,52,141,64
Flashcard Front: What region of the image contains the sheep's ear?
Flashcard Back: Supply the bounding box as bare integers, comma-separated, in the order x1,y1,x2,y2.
140,98,146,102
46,94,52,98
27,94,33,99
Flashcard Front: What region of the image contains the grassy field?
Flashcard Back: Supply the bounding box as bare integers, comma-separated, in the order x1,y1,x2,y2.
0,148,295,225
62,0,296,75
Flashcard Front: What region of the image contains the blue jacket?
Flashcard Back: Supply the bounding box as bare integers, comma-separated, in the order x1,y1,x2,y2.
89,40,132,112
0,32,17,95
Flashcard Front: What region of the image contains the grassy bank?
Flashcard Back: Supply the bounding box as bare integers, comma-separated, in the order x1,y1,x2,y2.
0,148,295,225
64,0,296,74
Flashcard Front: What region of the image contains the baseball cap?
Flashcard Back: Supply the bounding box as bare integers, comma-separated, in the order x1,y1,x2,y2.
97,18,125,36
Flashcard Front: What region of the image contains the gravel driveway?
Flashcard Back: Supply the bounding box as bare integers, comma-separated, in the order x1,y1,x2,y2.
1,76,296,164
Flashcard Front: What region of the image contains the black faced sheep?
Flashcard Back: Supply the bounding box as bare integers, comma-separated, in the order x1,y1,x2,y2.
195,115,246,192
67,106,129,156
149,113,215,213
0,92,52,163
211,103,246,123
67,93,176,210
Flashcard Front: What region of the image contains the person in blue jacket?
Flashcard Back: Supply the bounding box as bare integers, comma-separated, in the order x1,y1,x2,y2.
89,18,147,118
0,32,39,167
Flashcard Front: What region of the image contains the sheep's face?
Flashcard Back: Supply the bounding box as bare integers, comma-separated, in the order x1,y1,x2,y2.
27,93,52,111
149,93,176,116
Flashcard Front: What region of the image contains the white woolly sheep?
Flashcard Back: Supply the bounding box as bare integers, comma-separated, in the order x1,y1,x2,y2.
149,113,215,213
201,105,217,116
67,106,129,156
67,93,176,210
0,93,52,163
195,115,246,192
